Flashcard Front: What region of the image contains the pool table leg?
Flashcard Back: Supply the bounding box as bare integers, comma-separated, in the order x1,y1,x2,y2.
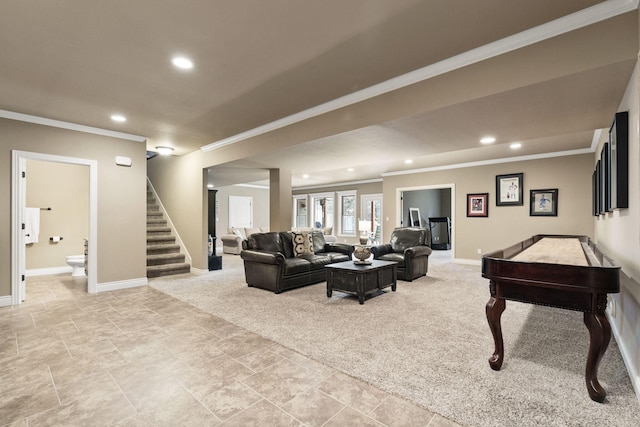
486,294,506,371
584,310,611,403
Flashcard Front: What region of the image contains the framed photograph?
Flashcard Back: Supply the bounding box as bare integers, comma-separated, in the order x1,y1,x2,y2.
592,169,598,216
530,189,558,216
467,193,489,217
601,142,610,212
596,160,602,215
609,111,629,209
496,173,523,206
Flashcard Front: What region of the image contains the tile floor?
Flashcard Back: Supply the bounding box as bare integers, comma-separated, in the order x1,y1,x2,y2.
0,272,461,426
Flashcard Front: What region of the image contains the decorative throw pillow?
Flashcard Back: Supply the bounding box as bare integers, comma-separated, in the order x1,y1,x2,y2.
291,231,314,257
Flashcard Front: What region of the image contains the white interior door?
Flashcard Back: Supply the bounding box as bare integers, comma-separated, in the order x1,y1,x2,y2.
229,196,253,228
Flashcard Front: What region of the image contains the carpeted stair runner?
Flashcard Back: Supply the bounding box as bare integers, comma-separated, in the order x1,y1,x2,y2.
146,186,190,278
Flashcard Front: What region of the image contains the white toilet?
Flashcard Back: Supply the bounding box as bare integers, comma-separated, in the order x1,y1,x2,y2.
66,255,86,277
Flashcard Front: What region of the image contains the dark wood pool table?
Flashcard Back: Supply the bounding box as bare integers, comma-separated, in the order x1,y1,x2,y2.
481,235,620,402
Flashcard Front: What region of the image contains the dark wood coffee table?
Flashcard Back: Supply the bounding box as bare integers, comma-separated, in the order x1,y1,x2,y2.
325,260,397,304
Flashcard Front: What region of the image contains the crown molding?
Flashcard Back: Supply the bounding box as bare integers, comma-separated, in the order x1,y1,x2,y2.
201,0,638,152
294,178,383,191
383,148,594,177
591,128,605,151
234,183,270,190
0,109,146,142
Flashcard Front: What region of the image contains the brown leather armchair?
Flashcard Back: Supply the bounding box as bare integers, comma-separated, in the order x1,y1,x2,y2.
370,227,432,281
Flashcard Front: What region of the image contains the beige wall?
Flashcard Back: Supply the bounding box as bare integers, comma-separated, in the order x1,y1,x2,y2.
382,154,595,261
25,160,89,270
215,185,270,237
594,61,640,388
0,118,147,297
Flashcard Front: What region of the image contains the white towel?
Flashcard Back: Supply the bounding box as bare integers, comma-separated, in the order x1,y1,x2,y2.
24,207,40,244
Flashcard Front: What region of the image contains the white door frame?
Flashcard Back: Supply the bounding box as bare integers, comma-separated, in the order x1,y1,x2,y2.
11,150,98,304
396,183,455,257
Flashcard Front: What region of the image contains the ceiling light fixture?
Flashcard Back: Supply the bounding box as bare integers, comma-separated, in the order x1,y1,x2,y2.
156,146,174,155
347,168,354,172
510,142,522,149
302,174,309,179
404,159,413,164
172,56,194,70
110,114,126,122
480,137,496,144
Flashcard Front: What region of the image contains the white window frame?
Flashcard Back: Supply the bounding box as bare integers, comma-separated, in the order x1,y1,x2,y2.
309,192,334,230
361,193,383,244
337,190,357,237
292,194,308,228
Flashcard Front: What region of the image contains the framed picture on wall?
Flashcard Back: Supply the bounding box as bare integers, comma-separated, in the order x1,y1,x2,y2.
530,189,558,216
467,193,489,217
601,142,610,212
496,173,523,206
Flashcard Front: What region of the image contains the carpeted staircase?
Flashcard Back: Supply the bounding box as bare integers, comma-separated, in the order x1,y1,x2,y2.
146,186,191,278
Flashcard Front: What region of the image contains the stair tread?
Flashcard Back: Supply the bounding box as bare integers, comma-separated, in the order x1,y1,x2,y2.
147,235,175,241
147,253,185,260
147,262,190,270
147,262,191,278
147,253,186,266
147,244,180,254
146,184,190,278
147,227,171,233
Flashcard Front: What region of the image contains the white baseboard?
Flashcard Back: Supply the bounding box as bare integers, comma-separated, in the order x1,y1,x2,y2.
0,295,12,308
96,277,148,293
608,310,640,404
26,266,72,277
190,267,210,275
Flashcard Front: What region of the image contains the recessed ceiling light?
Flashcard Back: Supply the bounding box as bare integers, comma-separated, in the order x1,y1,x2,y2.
347,168,354,172
172,56,193,70
404,159,413,164
110,114,126,122
480,137,496,144
302,174,309,179
207,184,214,188
510,142,522,149
156,146,174,155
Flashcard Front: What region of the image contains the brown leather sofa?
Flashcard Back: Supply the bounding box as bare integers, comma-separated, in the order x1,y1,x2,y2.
240,231,352,293
370,227,432,281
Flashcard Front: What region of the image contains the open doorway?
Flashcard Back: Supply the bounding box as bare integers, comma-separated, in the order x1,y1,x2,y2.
397,184,455,262
11,151,98,305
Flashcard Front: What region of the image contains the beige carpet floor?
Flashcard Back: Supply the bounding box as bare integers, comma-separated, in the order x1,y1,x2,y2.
150,252,640,427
